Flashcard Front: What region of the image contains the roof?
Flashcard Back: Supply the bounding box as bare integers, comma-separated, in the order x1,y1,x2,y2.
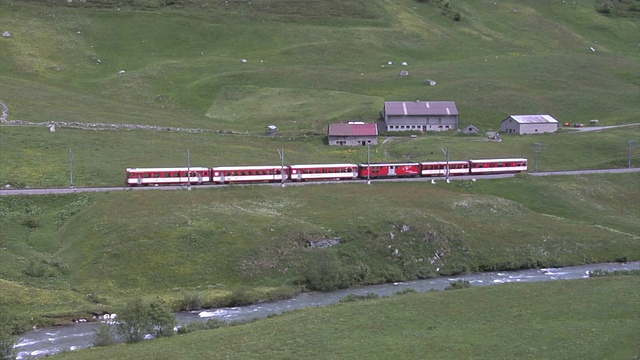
328,123,378,137
126,167,209,172
384,101,458,116
504,115,559,124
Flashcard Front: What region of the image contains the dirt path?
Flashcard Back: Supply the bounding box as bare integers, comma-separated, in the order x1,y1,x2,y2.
566,123,640,133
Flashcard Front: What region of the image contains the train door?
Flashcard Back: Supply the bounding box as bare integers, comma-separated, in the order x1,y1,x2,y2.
389,166,396,176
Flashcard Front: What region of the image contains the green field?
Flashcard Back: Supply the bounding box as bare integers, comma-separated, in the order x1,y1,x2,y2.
0,0,639,357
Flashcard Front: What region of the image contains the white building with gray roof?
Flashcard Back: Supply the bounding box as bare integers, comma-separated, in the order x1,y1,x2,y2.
501,115,559,135
383,100,459,132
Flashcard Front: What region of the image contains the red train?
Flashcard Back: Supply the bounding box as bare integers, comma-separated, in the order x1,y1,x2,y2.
125,158,527,186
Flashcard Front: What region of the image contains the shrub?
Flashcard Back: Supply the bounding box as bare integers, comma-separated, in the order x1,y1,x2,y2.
20,215,39,228
116,298,177,342
445,280,471,290
225,288,258,307
302,251,349,291
179,292,204,311
93,323,117,347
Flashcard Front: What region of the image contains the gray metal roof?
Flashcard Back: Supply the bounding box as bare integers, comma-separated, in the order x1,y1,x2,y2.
504,115,559,124
384,101,458,116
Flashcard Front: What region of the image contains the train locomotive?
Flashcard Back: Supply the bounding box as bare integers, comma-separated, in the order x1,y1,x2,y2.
125,158,527,186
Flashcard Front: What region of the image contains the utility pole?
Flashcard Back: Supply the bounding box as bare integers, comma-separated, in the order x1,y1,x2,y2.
187,149,191,190
367,143,371,184
69,149,74,188
534,143,540,173
441,147,450,183
278,148,285,187
629,140,634,169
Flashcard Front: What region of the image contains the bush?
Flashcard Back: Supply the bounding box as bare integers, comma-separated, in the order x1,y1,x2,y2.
302,251,349,291
116,298,177,343
445,280,471,290
179,292,204,311
225,288,258,307
93,323,117,347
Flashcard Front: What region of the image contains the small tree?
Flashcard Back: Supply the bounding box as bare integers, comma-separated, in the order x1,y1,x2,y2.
148,301,177,338
117,298,177,343
93,323,117,347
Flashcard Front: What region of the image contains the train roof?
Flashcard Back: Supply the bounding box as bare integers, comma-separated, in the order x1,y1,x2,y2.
420,160,469,164
289,164,358,168
468,158,527,163
126,167,209,172
357,162,420,167
211,165,284,171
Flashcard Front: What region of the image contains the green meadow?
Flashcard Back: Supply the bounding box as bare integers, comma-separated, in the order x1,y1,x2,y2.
0,0,639,358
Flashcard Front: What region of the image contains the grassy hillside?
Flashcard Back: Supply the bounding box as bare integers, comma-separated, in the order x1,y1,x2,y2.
0,0,638,132
0,0,639,335
52,276,640,360
1,174,638,323
1,124,639,188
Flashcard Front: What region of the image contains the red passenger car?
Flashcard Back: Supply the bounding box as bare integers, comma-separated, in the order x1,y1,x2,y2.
357,162,421,179
125,167,211,186
468,158,528,175
289,164,358,181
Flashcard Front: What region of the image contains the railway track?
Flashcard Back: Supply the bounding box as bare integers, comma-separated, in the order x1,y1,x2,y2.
1,168,638,196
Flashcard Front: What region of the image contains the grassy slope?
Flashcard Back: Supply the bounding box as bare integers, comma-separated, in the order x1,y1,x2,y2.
0,174,638,321
0,0,638,335
0,125,639,188
53,276,640,360
0,0,638,131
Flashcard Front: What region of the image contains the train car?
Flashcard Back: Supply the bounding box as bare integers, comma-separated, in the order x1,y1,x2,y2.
357,162,421,179
468,158,528,175
211,165,289,184
125,167,211,186
420,161,470,177
289,164,358,182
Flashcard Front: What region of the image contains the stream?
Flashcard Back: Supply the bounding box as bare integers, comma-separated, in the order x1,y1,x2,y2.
14,261,640,359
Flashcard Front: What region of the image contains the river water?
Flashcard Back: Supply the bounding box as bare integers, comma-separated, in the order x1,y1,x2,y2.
14,261,640,359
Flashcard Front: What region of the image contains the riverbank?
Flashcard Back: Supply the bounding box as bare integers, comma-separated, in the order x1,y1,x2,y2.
15,261,640,359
